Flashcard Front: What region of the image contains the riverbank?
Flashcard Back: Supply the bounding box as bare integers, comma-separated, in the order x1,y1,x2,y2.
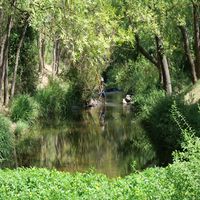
0,132,199,200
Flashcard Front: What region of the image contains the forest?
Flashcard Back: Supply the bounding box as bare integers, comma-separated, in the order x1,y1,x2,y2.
0,0,200,199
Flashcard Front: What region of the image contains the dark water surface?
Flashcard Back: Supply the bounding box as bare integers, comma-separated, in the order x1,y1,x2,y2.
14,92,159,177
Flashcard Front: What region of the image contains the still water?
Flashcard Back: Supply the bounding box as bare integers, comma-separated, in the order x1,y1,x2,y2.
14,92,159,177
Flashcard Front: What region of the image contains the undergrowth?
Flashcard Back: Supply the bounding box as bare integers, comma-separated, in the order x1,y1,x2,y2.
0,115,13,163
10,94,39,124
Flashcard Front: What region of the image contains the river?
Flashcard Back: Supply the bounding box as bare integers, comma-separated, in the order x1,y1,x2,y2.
12,92,159,177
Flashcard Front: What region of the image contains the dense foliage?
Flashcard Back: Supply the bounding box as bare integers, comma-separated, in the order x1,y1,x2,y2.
11,94,39,124
0,131,199,199
0,115,13,162
1,0,200,199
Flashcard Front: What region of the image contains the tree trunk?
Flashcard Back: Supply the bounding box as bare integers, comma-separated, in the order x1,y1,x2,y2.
3,57,9,105
10,18,29,99
0,0,16,103
0,35,6,100
0,15,13,102
155,35,172,95
38,33,45,73
52,37,60,76
193,2,200,78
179,26,197,84
56,39,60,75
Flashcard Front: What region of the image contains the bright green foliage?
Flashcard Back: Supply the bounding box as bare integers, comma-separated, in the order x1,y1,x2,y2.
0,115,13,162
27,0,118,102
107,57,159,94
10,95,39,124
0,139,199,200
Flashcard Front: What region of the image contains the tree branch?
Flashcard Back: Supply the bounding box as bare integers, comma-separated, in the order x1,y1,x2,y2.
135,34,158,67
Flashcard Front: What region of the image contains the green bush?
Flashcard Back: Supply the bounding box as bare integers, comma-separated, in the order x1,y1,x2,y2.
10,95,39,124
0,115,13,162
35,80,72,119
134,89,165,116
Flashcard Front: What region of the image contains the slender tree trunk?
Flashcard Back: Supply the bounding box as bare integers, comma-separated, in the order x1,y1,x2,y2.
0,35,6,100
179,26,197,84
10,18,29,99
0,15,13,103
193,2,200,78
52,37,60,76
38,33,45,73
56,39,60,75
155,36,172,95
4,57,9,105
0,0,16,103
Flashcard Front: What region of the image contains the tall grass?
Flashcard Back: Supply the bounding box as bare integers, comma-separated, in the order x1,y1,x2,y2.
10,94,39,124
0,115,13,162
35,80,73,119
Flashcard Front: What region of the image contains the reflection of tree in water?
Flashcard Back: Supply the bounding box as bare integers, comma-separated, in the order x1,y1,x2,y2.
116,121,157,174
101,105,157,175
12,93,158,177
15,136,42,167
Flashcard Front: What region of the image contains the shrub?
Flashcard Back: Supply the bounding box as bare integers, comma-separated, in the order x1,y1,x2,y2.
134,89,165,116
35,80,72,119
10,94,39,124
0,115,13,163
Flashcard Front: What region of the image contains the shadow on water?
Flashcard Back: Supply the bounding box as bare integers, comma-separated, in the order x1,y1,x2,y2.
9,92,161,177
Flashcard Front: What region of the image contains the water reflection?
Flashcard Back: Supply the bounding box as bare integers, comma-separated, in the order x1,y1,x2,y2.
14,92,158,177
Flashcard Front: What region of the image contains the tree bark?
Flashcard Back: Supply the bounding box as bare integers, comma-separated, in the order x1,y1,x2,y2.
4,57,9,105
10,17,29,99
38,33,45,73
52,37,60,76
155,35,172,95
193,2,200,78
56,39,60,75
0,16,13,102
0,0,16,103
179,25,197,84
0,35,6,99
